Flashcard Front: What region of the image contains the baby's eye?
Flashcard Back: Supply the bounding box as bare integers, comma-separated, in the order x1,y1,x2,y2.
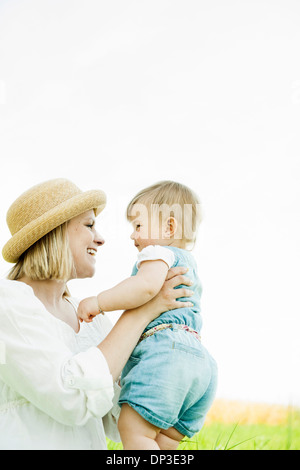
86,224,95,229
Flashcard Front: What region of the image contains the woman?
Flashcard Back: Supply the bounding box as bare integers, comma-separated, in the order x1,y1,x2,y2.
0,178,193,450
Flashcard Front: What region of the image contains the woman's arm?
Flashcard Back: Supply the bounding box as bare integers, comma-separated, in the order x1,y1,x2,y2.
97,266,193,382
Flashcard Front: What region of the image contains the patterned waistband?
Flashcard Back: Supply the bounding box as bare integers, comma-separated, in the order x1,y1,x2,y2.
138,323,202,344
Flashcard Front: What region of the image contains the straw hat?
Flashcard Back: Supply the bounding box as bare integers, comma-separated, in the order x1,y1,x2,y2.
2,178,107,263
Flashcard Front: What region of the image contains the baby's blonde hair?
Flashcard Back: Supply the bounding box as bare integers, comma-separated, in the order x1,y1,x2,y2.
7,222,74,294
126,181,202,247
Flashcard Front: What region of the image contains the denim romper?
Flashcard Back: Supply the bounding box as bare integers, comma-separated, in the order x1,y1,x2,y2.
119,246,218,438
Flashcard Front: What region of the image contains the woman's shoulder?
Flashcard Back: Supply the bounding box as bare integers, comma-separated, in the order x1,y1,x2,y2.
0,279,46,315
0,279,34,297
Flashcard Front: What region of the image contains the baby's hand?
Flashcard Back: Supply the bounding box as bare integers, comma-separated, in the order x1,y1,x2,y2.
77,296,100,323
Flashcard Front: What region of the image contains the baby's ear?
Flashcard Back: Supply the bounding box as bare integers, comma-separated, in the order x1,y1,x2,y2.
165,217,178,238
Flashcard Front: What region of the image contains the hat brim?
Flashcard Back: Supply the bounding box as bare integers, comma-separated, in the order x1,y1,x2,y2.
2,190,106,263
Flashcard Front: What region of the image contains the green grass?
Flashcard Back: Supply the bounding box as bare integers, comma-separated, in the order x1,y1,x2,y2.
107,409,300,450
178,421,300,450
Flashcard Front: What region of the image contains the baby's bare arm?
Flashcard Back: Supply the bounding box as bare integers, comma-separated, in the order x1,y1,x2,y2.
97,260,169,312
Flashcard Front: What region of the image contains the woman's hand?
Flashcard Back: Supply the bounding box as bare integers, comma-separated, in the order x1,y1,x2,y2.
141,266,194,323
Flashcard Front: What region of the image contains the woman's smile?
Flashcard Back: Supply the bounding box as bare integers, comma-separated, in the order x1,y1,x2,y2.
68,210,105,278
87,248,97,257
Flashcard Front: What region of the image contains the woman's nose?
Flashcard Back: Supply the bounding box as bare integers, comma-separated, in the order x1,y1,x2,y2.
95,231,105,246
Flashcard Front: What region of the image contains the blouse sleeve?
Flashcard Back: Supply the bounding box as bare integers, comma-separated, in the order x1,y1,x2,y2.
0,281,115,427
102,382,122,442
89,313,121,443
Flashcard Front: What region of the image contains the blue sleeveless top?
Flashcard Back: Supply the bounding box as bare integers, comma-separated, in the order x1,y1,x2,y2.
131,246,203,334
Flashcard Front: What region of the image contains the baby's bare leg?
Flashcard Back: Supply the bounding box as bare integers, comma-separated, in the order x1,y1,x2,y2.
118,404,161,450
155,427,185,450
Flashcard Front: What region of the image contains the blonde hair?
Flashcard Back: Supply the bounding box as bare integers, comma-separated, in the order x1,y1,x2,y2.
7,222,74,293
126,181,202,247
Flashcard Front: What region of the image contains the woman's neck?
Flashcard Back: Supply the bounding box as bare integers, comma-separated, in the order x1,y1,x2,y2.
17,276,79,333
18,276,67,307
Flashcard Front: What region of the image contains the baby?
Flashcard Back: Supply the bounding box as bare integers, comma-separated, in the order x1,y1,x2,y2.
77,181,218,450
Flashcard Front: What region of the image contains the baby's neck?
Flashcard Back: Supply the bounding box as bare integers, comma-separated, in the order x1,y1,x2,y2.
163,239,187,250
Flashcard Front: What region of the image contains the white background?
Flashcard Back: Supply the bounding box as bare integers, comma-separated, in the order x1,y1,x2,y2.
0,0,299,406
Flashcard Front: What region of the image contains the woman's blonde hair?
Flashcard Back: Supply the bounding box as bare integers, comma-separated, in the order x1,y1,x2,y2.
7,222,74,293
126,181,202,247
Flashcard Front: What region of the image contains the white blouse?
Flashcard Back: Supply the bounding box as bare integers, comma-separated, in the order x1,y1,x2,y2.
0,280,121,450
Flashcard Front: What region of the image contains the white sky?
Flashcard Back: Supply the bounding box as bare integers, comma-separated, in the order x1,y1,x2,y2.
0,0,299,406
